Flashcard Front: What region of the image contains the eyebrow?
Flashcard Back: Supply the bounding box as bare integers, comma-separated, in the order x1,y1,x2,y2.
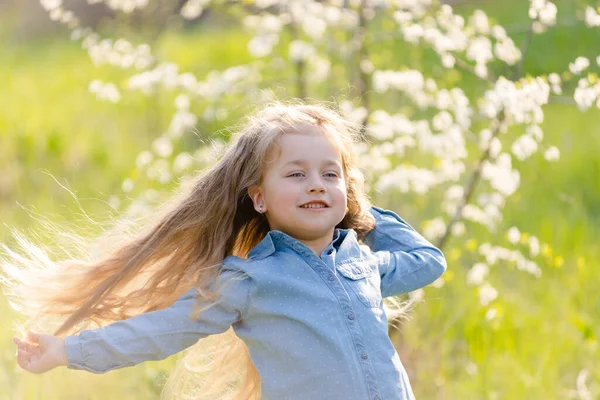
283,159,342,168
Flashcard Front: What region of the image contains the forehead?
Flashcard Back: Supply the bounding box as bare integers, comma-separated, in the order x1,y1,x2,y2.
267,128,343,166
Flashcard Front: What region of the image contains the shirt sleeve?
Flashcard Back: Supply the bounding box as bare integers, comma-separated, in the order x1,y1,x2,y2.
64,269,252,374
363,206,447,297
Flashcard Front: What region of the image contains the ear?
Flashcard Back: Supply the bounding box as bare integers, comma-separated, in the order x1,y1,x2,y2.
247,185,267,213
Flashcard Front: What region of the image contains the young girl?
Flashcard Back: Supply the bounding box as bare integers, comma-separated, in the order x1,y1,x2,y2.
6,103,446,400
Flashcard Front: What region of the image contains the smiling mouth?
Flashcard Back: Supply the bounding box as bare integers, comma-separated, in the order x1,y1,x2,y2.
300,204,328,209
299,201,329,209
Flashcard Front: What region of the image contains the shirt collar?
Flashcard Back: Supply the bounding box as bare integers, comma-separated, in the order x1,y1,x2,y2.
247,228,362,262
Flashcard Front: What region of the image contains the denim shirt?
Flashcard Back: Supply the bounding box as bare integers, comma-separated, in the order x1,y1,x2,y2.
65,206,446,400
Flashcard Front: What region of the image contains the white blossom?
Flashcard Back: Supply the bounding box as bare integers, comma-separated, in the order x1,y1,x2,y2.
470,10,490,35
377,165,438,194
529,236,540,257
372,69,425,95
136,151,153,169
168,110,198,138
88,80,120,103
339,101,368,126
181,0,211,20
481,153,520,197
175,94,190,110
569,57,590,75
173,152,195,173
121,178,134,193
432,111,453,131
527,125,544,142
573,78,600,111
466,361,478,375
485,307,497,320
479,283,498,306
462,204,499,229
543,146,560,161
248,34,279,58
40,0,62,11
467,263,489,286
441,53,455,68
423,217,446,240
494,38,521,65
491,25,507,40
477,192,505,208
507,227,521,244
289,40,315,62
480,77,549,125
511,133,538,160
529,0,557,28
451,221,465,236
584,6,600,27
467,36,493,65
548,72,562,95
479,243,542,277
548,73,561,85
152,136,173,158
488,137,502,159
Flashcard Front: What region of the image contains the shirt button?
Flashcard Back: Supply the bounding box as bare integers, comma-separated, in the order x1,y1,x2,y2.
361,352,368,359
328,274,335,281
327,249,333,255
348,312,355,320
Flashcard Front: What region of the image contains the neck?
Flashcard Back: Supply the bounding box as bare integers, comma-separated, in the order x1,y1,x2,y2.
299,230,335,257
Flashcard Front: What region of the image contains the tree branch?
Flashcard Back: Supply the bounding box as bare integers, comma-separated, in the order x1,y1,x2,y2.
436,116,504,250
288,9,307,100
512,21,534,81
356,0,371,140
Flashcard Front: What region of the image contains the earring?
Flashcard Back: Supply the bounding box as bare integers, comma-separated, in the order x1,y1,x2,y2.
259,205,263,214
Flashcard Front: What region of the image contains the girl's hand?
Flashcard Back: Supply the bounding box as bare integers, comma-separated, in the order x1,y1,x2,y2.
13,330,68,374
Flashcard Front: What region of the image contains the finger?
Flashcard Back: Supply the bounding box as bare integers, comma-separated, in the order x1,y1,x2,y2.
13,337,38,352
26,330,41,343
16,347,31,371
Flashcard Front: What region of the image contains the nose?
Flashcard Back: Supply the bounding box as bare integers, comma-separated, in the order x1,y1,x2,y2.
307,174,326,194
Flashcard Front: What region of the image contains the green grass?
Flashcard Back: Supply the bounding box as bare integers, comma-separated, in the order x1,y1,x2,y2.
1,2,600,399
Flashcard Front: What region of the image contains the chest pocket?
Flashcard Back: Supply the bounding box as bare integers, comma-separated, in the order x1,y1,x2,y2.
336,261,382,308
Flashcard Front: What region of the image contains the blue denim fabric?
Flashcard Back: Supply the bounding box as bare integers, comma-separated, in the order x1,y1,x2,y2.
65,206,446,400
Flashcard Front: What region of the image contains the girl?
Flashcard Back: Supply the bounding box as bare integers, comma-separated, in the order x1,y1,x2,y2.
6,102,446,400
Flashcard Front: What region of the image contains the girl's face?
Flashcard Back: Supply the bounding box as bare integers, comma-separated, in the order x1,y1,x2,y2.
249,128,348,249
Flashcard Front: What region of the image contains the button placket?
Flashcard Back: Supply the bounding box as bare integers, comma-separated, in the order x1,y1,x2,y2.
287,238,381,400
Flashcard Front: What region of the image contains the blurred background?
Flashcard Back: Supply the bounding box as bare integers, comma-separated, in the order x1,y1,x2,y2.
1,0,599,399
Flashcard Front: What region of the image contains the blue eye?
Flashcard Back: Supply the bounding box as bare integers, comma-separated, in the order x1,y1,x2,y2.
287,172,339,178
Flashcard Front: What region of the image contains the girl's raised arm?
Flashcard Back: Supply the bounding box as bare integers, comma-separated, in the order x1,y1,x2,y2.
14,270,252,374
65,272,251,374
363,206,447,297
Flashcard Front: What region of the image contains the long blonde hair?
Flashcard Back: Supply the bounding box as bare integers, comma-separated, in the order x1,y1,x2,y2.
1,101,401,399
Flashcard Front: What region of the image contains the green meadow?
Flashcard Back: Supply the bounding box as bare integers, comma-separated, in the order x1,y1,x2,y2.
1,1,599,399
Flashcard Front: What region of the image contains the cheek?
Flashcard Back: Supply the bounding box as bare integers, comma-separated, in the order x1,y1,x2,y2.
335,181,348,197
266,180,299,204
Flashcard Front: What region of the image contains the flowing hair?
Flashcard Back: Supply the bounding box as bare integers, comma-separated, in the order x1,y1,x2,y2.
1,101,408,399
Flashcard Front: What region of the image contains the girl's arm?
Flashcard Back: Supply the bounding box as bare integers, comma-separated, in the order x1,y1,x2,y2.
14,270,252,374
363,206,447,297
